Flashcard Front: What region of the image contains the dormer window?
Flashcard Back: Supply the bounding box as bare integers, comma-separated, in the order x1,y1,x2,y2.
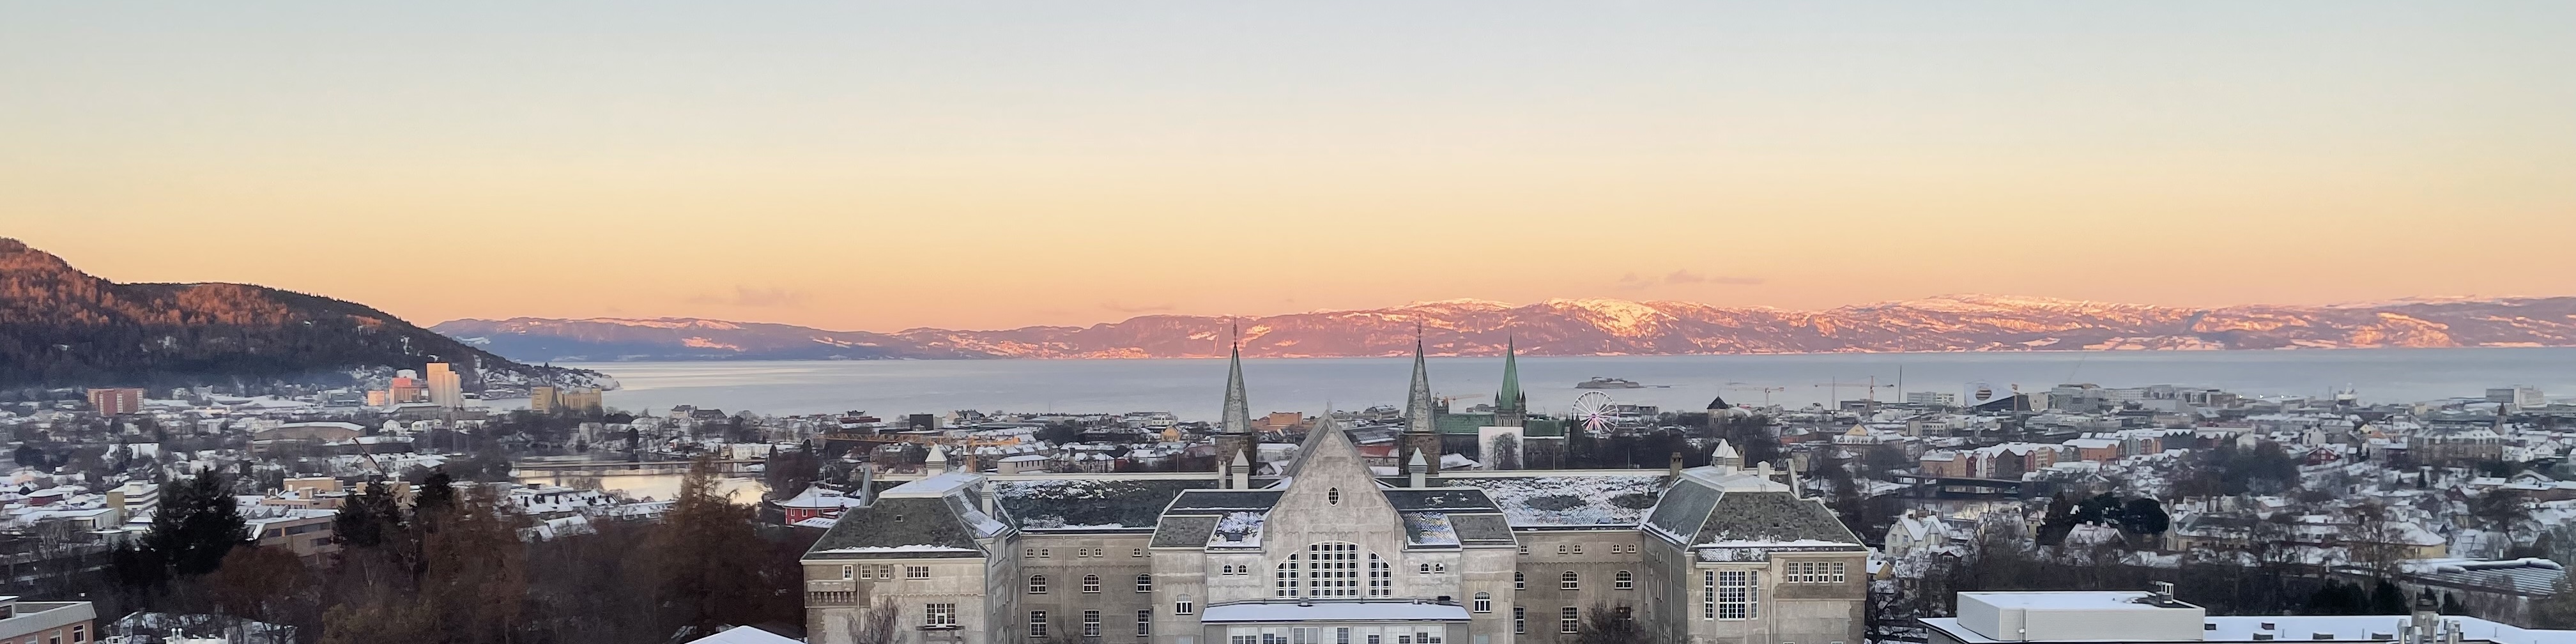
1328,488,1341,505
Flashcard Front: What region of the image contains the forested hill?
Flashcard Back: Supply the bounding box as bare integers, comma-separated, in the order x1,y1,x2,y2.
0,238,595,390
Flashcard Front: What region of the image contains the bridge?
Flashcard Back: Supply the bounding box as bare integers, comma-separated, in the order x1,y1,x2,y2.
1886,471,2027,498
510,459,765,477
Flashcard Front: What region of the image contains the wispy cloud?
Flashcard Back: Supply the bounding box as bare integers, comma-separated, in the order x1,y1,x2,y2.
688,286,807,308
1618,270,1763,290
1101,301,1177,313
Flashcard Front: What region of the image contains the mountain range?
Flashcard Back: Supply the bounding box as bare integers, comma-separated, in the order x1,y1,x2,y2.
0,238,599,390
431,294,2576,362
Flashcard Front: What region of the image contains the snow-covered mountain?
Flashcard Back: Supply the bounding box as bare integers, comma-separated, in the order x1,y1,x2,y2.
431,294,2576,362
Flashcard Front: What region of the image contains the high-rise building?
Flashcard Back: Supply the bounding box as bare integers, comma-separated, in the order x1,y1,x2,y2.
389,369,424,404
558,388,603,415
425,362,463,409
86,388,144,415
2486,386,2544,409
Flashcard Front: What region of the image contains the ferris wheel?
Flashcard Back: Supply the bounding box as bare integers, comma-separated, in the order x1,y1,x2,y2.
1570,391,1616,434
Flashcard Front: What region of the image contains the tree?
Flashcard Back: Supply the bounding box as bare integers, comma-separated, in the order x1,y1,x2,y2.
334,481,404,549
2368,579,2407,615
845,597,903,644
2120,498,2171,535
2305,580,2367,615
147,471,247,576
1489,433,1522,470
1577,602,1647,644
204,544,315,626
2037,494,2079,546
644,456,786,640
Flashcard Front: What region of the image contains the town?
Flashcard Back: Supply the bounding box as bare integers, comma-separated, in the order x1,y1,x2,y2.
3,348,2573,644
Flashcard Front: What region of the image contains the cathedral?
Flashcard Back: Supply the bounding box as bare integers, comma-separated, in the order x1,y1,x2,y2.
800,341,1864,644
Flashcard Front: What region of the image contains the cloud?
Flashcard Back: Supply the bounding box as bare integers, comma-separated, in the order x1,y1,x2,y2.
687,286,807,308
1618,270,1763,290
1664,270,1764,286
1101,301,1178,313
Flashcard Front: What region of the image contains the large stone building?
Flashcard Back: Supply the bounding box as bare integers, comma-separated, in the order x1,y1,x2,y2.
802,346,1864,644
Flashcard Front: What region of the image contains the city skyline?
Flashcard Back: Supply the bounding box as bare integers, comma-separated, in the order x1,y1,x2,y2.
8,3,2574,330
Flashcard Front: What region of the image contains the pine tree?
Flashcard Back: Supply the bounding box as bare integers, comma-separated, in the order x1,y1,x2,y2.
146,471,245,576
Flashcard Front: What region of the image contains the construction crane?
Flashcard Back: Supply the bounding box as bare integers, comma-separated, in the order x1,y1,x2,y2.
1721,386,1786,406
1436,393,1488,409
1812,376,1897,407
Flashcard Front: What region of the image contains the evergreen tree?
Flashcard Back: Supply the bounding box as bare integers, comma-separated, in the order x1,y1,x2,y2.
2368,580,2407,615
146,471,246,576
2120,498,2172,535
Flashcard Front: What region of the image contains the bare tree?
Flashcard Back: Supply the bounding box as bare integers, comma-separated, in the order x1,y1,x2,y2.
1489,434,1521,470
844,597,903,644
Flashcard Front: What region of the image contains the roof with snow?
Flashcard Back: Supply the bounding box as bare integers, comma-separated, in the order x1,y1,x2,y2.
1444,474,1665,528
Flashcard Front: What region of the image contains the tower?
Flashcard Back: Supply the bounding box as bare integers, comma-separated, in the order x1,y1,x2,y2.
1214,339,1257,484
1494,337,1526,431
1402,331,1441,476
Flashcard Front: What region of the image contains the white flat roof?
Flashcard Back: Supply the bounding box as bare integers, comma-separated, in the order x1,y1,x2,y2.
1961,591,2170,610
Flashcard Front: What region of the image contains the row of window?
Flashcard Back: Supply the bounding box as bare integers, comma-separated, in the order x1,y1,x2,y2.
1024,547,1147,558
1028,610,1152,638
1515,542,1637,556
1225,626,1439,644
1504,570,1634,590
1499,606,1617,634
1784,561,1848,583
1029,574,1153,594
839,564,929,580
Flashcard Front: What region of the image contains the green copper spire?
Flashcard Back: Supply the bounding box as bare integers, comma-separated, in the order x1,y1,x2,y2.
1497,337,1524,415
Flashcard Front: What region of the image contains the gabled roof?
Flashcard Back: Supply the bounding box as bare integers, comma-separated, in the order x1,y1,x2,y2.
805,496,988,559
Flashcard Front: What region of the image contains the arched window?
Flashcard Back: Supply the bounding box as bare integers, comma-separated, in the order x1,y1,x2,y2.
1082,574,1101,593
1616,571,1635,590
1368,554,1391,597
1515,571,1526,590
1328,487,1342,505
1561,571,1581,590
1029,574,1048,594
1176,594,1195,615
1276,554,1301,597
1473,592,1492,613
1136,574,1154,592
1418,563,1432,574
1308,542,1359,597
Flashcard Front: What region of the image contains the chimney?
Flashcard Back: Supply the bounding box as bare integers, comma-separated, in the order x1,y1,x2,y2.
855,464,877,507
1408,452,1429,489
1230,450,1252,490
980,479,998,516
1668,451,1685,480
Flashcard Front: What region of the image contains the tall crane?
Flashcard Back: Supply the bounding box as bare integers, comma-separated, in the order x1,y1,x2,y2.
1812,376,1896,408
1722,386,1786,406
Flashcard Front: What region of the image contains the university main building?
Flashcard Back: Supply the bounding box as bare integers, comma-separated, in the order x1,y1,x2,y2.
801,344,1864,644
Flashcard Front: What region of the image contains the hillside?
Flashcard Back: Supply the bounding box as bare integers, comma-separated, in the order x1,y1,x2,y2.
433,294,2576,362
0,238,600,389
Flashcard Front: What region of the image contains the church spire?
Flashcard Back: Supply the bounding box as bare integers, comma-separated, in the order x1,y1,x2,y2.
1221,326,1252,435
1498,337,1524,415
1405,326,1434,435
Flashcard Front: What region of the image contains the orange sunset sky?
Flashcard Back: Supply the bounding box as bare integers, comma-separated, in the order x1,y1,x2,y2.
5,3,2573,332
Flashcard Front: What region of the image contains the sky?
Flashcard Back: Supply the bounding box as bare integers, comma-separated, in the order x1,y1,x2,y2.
4,2,2573,332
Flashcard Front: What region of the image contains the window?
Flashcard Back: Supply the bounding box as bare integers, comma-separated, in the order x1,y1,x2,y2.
1571,544,1584,555
1137,574,1154,592
1555,544,1568,555
71,626,86,644
1026,549,1038,559
1368,554,1391,597
905,565,929,579
1718,570,1754,620
1514,571,1524,590
1561,571,1580,590
1473,592,1492,613
841,565,854,579
1419,563,1432,574
926,603,958,628
1031,611,1048,637
1616,571,1634,590
1560,607,1581,633
1134,548,1146,557
1038,548,1051,558
1137,610,1153,636
1513,607,1526,634
1788,561,1848,583
1338,627,1351,644
1277,555,1302,597
1084,610,1101,637
1311,542,1360,596
1434,564,1446,573
1517,544,1529,555
1703,571,1716,620
1029,574,1049,594
1328,487,1342,505
1083,574,1102,593
1176,594,1195,615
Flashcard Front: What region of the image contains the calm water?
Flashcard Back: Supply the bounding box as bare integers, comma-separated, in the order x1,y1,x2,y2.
545,348,2576,420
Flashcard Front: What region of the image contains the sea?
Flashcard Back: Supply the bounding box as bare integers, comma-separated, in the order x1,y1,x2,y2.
527,348,2576,420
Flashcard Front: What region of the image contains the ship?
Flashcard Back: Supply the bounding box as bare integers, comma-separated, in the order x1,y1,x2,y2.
1575,377,1667,389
